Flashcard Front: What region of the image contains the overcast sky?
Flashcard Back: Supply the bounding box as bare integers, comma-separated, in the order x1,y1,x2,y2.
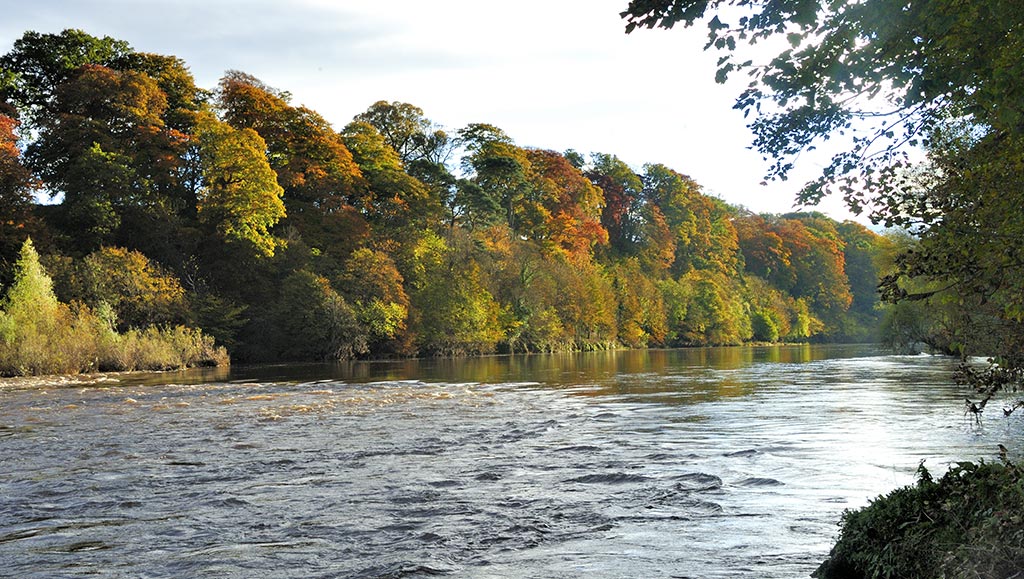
3,0,861,221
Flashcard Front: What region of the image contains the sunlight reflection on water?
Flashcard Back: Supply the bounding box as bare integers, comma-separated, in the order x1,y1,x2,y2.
1,345,1019,578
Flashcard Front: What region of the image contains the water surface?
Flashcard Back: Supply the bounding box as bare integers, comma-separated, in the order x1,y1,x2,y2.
1,345,1019,578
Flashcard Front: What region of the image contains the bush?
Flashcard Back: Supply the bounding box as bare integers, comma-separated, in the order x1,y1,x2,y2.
815,460,1024,579
0,239,228,376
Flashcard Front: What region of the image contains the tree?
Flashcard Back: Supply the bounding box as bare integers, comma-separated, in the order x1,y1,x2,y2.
459,125,534,235
587,153,645,257
342,120,442,231
26,64,187,251
524,149,608,263
353,100,454,166
0,107,38,275
0,238,98,375
268,269,367,361
337,248,412,354
622,0,1023,208
194,113,285,257
0,29,135,129
642,163,740,276
217,72,370,271
75,247,188,331
621,0,1024,358
402,230,504,356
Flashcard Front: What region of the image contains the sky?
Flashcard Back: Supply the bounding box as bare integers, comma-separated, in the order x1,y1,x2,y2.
2,0,862,221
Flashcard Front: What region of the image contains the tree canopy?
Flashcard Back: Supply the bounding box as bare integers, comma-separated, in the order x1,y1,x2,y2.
622,0,1024,378
0,28,897,370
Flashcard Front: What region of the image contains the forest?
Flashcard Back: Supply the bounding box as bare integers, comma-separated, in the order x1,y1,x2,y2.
0,29,902,374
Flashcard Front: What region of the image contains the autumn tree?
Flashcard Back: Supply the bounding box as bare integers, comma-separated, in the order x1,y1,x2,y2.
194,113,285,258
217,72,370,272
524,149,608,263
341,120,441,231
587,153,645,257
642,163,740,277
25,64,188,252
0,107,37,275
0,29,135,128
337,248,412,355
622,0,1024,362
58,246,189,331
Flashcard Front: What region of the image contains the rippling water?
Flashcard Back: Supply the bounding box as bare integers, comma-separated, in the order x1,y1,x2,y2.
2,345,1020,578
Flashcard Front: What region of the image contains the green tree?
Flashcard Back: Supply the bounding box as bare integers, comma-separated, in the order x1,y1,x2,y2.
622,0,1023,208
353,100,454,166
269,269,367,361
337,248,412,354
78,247,188,331
403,230,504,356
0,238,100,375
0,29,135,128
342,120,442,231
26,64,187,251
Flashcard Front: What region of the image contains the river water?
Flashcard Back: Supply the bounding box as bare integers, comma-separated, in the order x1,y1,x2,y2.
1,345,1021,578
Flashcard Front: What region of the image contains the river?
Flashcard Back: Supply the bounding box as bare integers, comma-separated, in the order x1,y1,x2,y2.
1,344,1020,578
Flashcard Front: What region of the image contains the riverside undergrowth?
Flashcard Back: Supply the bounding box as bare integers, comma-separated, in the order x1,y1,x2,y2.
814,459,1024,578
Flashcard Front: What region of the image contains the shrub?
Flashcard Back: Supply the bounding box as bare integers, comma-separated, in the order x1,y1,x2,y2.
815,460,1024,579
0,239,228,376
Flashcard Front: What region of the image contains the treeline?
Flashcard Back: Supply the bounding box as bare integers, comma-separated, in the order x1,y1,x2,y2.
0,29,896,367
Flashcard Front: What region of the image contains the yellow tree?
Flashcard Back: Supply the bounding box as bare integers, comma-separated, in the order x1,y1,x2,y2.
195,114,285,258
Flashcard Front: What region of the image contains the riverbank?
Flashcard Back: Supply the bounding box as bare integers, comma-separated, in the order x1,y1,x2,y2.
814,460,1024,578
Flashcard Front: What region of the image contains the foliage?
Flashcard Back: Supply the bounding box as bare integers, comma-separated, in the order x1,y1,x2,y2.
353,100,454,166
404,230,504,356
268,269,368,361
0,27,897,368
621,0,1024,365
815,460,1024,579
622,0,1024,207
47,246,188,331
0,239,224,375
337,248,411,354
195,113,286,257
0,109,37,275
0,29,135,128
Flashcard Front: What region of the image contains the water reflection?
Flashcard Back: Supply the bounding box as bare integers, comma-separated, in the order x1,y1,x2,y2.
100,343,878,391
4,344,997,579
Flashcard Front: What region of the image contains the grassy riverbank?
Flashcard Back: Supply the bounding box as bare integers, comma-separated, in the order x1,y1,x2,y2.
815,460,1024,578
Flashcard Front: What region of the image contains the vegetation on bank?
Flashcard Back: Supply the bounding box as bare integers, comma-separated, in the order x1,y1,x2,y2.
814,461,1024,579
0,238,226,376
0,29,899,373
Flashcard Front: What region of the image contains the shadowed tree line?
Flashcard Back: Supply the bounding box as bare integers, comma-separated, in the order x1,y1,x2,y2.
0,29,899,371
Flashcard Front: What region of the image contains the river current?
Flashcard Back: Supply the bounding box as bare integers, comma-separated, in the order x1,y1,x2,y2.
1,345,1021,578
